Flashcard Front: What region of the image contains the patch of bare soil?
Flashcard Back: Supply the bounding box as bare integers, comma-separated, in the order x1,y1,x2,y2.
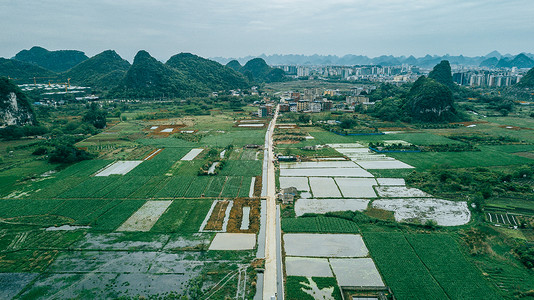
513,152,534,159
499,125,533,131
143,148,163,160
253,176,262,197
204,201,229,231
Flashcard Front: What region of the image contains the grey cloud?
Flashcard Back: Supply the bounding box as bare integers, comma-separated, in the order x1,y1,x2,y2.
0,0,533,60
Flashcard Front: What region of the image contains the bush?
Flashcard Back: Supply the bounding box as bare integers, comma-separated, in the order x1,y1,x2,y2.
48,144,94,163
32,147,48,155
515,245,534,269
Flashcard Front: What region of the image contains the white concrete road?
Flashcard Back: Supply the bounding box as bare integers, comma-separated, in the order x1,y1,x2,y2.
262,105,280,300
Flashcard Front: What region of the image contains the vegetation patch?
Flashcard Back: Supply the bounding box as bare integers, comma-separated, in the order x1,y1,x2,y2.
286,276,342,300
226,199,260,233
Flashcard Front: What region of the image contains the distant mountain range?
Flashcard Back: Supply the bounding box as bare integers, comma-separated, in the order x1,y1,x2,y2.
211,51,534,68
0,46,271,98
1,46,533,99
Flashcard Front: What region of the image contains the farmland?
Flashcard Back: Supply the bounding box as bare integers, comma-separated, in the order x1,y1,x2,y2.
363,232,501,300
0,107,267,299
1,81,534,299
276,109,533,299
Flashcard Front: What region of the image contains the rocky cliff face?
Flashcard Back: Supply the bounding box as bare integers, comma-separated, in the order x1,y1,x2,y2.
0,77,35,127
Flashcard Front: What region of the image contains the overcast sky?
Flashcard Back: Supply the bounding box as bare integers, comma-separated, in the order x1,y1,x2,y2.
1,0,533,62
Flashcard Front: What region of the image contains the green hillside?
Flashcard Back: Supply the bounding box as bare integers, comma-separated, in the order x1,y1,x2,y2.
63,50,130,90
0,58,56,83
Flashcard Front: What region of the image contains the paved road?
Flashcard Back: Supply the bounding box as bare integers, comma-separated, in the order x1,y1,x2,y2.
262,105,280,300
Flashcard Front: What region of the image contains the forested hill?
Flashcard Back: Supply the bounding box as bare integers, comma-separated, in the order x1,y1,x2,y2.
110,50,210,99
13,46,88,72
166,53,249,91
517,67,534,88
63,50,131,90
237,58,287,83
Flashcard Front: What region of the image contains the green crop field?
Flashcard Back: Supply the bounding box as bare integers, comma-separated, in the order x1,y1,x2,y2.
204,176,227,197
282,216,360,233
240,149,258,160
404,234,501,300
90,200,146,230
0,199,64,218
393,132,464,145
388,148,533,170
126,147,192,176
184,176,212,198
57,177,117,198
0,198,145,231
128,176,170,198
485,117,534,129
220,176,243,198
154,176,193,198
151,199,213,233
201,130,265,147
363,232,500,300
104,176,152,198
363,232,449,300
220,160,262,177
50,199,123,224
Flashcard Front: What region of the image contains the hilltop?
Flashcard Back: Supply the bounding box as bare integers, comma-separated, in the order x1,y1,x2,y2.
13,46,88,72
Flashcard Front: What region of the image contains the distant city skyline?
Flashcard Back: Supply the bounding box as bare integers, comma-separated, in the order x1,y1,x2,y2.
1,0,533,62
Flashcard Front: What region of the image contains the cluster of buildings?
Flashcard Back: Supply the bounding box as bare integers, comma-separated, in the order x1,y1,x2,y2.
279,65,421,83
258,88,374,116
452,69,524,87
